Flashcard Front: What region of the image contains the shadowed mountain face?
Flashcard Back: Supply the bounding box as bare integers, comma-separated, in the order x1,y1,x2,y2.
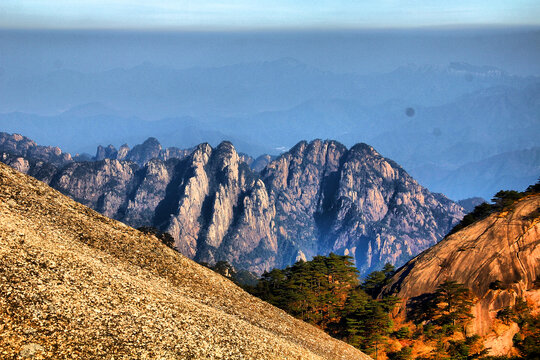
1,133,464,275
381,194,540,355
0,161,371,360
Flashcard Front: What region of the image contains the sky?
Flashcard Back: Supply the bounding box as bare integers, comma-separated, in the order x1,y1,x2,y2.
1,0,540,30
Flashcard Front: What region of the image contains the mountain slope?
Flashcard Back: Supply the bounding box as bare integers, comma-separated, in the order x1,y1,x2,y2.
381,194,540,355
0,161,371,360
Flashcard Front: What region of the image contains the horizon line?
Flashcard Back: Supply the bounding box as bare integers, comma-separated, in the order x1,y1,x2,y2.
2,24,540,33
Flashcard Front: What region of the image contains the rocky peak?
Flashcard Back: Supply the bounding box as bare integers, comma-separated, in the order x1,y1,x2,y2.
336,143,399,221
95,144,118,161
0,132,36,153
262,139,347,191
92,138,193,166
288,139,309,157
260,140,350,263
211,141,240,172
267,140,464,274
347,142,378,156
50,158,138,219
126,137,162,165
191,142,212,166
117,144,130,160
198,141,242,250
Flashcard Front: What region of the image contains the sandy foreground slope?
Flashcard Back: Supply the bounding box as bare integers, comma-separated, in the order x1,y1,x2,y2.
0,162,371,360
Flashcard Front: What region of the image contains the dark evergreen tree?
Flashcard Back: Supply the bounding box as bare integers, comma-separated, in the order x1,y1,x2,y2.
362,262,395,297
345,300,392,355
432,281,474,331
492,190,523,210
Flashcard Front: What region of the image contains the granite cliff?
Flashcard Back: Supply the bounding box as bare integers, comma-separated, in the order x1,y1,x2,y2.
0,132,72,166
0,161,371,360
1,132,464,275
381,193,540,355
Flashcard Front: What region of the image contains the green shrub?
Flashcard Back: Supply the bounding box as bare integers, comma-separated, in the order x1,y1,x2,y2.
393,326,411,339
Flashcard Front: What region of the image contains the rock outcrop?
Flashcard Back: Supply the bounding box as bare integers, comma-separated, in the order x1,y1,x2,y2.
50,159,139,219
95,137,193,165
381,194,540,355
0,132,193,167
0,161,371,360
1,133,465,275
0,132,72,165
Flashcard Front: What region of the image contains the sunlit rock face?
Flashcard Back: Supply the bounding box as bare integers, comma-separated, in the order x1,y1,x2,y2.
1,134,464,275
262,140,349,267
381,195,540,356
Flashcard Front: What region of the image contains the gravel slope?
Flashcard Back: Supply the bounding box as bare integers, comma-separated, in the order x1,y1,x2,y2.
0,162,371,360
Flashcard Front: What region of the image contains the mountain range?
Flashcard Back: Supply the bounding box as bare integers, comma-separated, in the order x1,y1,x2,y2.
2,138,538,358
1,60,538,199
3,60,533,118
0,132,464,275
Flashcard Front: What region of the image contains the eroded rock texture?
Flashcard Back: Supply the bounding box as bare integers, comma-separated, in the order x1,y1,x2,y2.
260,140,463,274
1,133,464,275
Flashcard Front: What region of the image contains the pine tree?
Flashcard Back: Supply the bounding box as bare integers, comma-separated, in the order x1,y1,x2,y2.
346,300,392,356
248,254,397,355
432,280,474,331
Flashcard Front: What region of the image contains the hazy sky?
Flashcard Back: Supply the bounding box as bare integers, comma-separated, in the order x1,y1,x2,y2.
2,0,540,30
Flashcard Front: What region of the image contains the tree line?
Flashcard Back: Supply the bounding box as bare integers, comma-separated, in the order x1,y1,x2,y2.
242,252,539,359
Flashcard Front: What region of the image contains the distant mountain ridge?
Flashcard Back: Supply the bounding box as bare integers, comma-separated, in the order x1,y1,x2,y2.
0,132,464,275
1,62,538,199
427,147,540,200
2,59,534,118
